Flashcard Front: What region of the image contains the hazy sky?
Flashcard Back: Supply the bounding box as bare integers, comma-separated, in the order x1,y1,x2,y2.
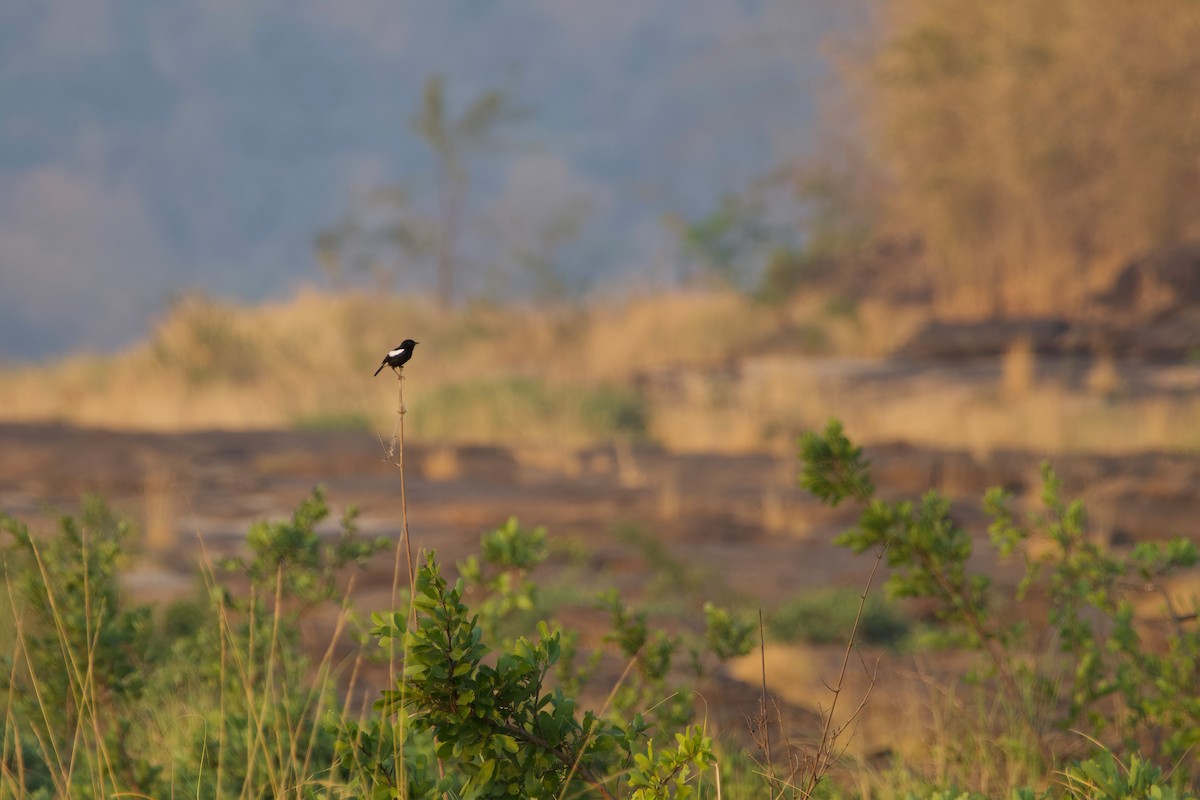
0,1,849,359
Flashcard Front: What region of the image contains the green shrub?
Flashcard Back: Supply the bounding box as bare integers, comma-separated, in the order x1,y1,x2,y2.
581,384,648,438
410,377,648,442
1,495,164,798
799,419,1200,786
0,488,387,799
372,555,645,798
822,294,858,320
768,587,910,647
1059,751,1197,800
291,409,374,431
758,247,829,304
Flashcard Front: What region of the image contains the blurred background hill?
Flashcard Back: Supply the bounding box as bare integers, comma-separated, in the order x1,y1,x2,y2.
0,0,854,359
3,0,1200,454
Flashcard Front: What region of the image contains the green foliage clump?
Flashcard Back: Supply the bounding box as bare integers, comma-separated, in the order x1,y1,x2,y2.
375,555,641,798
221,486,385,605
798,419,874,506
702,602,757,661
1058,751,1197,800
799,418,1200,788
1,495,163,798
628,729,715,800
336,514,740,798
410,377,648,442
292,409,374,431
758,248,831,305
172,488,388,797
0,488,387,799
459,515,548,641
768,588,910,647
905,751,1199,800
581,385,649,439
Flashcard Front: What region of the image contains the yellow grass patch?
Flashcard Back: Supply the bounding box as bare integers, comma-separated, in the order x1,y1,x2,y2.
4,289,1200,455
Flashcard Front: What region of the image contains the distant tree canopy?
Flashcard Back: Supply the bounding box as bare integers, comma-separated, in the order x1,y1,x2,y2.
315,75,525,306
864,0,1200,314
413,74,526,308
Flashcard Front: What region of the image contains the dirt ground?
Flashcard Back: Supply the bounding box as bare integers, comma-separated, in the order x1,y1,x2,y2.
3,422,1199,759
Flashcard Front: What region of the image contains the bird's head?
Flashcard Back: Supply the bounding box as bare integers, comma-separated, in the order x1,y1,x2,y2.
401,339,419,350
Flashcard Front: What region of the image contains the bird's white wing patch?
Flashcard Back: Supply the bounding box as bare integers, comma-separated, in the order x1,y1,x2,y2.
388,347,405,358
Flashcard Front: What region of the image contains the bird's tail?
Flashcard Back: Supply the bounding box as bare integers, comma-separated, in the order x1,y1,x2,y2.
373,363,385,376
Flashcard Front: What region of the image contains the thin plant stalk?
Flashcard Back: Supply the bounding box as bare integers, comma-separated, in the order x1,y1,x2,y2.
384,366,416,796
799,545,885,799
299,573,359,779
5,577,69,798
758,608,772,777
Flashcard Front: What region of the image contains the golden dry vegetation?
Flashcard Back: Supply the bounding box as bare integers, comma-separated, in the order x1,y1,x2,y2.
859,0,1200,316
6,288,1200,456
0,289,890,439
5,0,1200,457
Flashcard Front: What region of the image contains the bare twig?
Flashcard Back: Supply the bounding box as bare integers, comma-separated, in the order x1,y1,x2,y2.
798,544,886,799
759,609,773,771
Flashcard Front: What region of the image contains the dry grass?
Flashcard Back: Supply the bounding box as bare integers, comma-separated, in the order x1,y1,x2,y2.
862,0,1200,317
730,643,1050,798
1001,337,1035,399
140,459,178,558
728,642,930,768
691,353,1200,455
0,288,906,435
4,288,1200,455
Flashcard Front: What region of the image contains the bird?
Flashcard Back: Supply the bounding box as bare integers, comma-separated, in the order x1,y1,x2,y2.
373,339,419,376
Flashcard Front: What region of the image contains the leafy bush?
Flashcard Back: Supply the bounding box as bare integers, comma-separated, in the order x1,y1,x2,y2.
581,385,649,438
1,496,749,798
337,519,746,798
0,488,386,799
1,495,163,797
291,410,374,431
410,377,648,442
799,419,1200,787
757,247,831,304
768,587,910,647
373,555,652,798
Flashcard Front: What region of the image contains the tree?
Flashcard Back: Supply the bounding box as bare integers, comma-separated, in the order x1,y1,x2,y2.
412,74,526,308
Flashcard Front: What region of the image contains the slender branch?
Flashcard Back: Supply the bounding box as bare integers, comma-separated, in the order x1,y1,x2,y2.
801,544,885,798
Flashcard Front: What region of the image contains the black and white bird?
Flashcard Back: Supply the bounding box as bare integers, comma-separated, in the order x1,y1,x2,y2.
373,339,419,376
